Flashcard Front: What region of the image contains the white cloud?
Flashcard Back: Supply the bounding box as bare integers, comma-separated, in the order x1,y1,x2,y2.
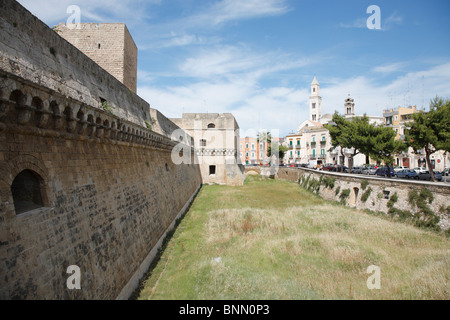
17,0,157,26
138,62,450,137
372,62,407,74
206,0,291,26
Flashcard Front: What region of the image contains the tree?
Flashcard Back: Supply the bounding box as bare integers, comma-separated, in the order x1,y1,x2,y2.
345,115,375,173
324,112,348,173
258,131,272,165
325,113,374,173
267,143,289,164
370,126,408,177
405,97,450,181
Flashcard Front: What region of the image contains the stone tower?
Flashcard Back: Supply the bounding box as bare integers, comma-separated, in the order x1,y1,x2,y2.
344,94,355,117
310,76,322,122
56,23,137,92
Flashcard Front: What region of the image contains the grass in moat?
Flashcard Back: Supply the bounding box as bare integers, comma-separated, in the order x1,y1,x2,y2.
133,175,449,300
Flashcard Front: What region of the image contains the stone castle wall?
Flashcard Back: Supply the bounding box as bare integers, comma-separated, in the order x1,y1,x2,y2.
0,0,203,299
56,23,138,93
0,0,145,126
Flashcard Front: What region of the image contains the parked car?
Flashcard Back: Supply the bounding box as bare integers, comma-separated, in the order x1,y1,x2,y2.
333,165,348,173
418,171,443,181
349,166,363,174
375,167,395,177
414,167,427,174
321,164,335,171
394,166,409,173
368,167,377,175
442,168,450,176
395,169,419,180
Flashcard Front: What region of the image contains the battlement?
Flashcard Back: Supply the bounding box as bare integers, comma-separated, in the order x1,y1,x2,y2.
0,0,146,127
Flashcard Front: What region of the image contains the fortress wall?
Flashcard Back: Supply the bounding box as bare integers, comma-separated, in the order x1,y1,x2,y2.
0,73,202,299
0,1,203,299
0,0,147,126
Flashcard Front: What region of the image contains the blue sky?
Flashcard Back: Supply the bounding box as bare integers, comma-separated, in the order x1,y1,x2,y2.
18,0,450,137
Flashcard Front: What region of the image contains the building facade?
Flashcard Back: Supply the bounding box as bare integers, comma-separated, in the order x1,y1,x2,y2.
383,106,449,171
171,113,245,186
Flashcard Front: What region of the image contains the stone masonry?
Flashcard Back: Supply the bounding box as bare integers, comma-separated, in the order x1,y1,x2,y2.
0,0,202,299
56,23,138,93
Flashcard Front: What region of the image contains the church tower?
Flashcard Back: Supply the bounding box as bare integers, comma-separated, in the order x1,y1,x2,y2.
310,76,322,122
344,94,355,117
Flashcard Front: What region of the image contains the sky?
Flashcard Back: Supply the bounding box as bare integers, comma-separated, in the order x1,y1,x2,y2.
18,0,450,137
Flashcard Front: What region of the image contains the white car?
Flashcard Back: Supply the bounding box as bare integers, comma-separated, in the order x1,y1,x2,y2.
414,167,427,174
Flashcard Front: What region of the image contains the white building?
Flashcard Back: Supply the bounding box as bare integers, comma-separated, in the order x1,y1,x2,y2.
292,77,383,168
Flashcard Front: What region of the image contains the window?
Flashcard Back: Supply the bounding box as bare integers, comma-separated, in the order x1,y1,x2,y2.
11,170,45,214
208,123,216,129
313,149,316,157
200,139,207,147
252,153,255,158
209,165,216,175
312,103,316,109
321,149,326,155
312,115,317,121
297,140,300,145
240,144,242,149
312,136,316,142
246,143,249,149
290,140,293,146
252,144,255,150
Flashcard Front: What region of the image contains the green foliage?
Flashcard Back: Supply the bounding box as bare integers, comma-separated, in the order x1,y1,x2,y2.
339,189,350,204
101,101,114,113
323,177,336,189
267,143,289,162
335,186,341,196
439,205,450,215
386,188,441,232
361,187,372,203
387,193,398,209
404,97,450,181
370,126,407,175
360,179,369,191
145,120,152,130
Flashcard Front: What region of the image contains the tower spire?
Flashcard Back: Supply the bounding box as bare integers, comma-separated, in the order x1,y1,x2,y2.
309,76,322,122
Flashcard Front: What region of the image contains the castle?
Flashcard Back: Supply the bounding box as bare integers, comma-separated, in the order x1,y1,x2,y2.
0,0,242,300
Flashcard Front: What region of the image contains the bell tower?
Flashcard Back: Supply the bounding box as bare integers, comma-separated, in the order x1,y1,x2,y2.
344,94,355,117
310,76,322,122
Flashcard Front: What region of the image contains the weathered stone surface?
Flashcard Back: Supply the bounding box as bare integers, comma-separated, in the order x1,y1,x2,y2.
273,167,450,230
0,0,203,300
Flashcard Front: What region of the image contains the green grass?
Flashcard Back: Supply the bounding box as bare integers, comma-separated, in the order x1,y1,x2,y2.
134,175,449,300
